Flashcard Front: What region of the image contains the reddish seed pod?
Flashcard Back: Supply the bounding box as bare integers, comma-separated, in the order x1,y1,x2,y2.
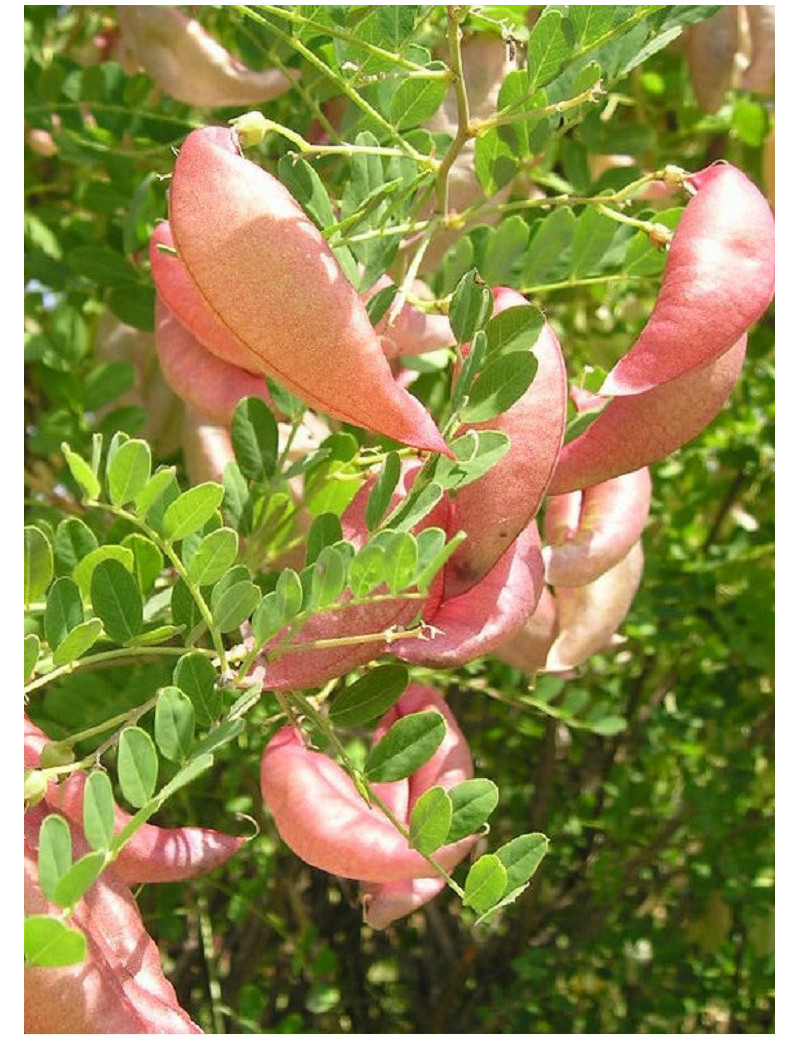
260,687,475,887
543,468,652,587
548,335,748,494
165,126,451,456
601,163,774,397
493,587,558,674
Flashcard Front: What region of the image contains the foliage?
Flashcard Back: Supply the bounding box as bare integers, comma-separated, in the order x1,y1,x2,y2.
24,5,773,1033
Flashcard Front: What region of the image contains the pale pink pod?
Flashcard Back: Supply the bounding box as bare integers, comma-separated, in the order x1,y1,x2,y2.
547,334,748,494
741,6,775,95
362,876,449,930
260,698,475,883
168,126,451,456
116,6,298,108
493,587,558,673
155,296,274,426
182,407,235,485
25,717,244,885
397,522,545,668
543,467,652,587
600,164,773,397
445,287,567,597
546,541,645,672
24,806,202,1034
685,7,741,113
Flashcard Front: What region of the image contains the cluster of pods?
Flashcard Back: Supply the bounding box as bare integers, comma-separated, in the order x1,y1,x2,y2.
143,123,775,928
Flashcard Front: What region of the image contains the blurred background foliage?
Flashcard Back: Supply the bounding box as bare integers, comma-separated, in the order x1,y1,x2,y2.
25,5,774,1032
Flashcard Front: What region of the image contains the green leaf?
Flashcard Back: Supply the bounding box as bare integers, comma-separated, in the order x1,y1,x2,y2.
485,304,546,358
157,752,215,800
106,438,152,507
480,216,530,286
447,779,500,842
453,329,487,403
163,483,225,542
222,460,253,534
91,559,142,642
68,244,139,286
133,466,177,518
108,285,156,331
348,543,387,599
366,452,402,530
461,352,538,423
128,624,184,647
62,442,101,500
265,377,305,421
329,663,409,727
386,480,445,532
409,785,453,855
173,651,222,726
53,517,98,575
496,832,549,894
521,208,575,286
475,128,518,196
25,632,40,681
306,513,343,566
121,533,164,595
570,205,632,277
384,531,419,594
74,545,135,599
463,854,507,913
186,527,239,586
82,771,116,851
527,9,570,89
449,270,493,343
211,580,261,633
278,154,336,229
117,726,158,808
310,544,349,610
171,579,207,637
276,567,304,621
390,63,448,128
52,617,104,666
24,525,53,605
587,714,627,736
430,430,510,492
52,850,107,908
84,360,136,412
25,916,87,968
44,576,84,650
38,814,73,902
365,710,446,782
376,5,418,47
192,718,245,759
155,685,196,762
231,397,279,481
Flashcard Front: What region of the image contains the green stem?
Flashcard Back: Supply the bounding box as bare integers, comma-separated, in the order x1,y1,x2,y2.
474,81,604,135
435,7,472,216
519,272,655,296
24,645,215,696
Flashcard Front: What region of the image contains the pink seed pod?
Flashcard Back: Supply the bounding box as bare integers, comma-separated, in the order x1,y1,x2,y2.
116,6,298,108
24,805,202,1034
543,467,652,587
166,126,451,456
685,7,742,113
397,521,545,668
600,163,774,397
493,587,558,673
445,286,567,597
155,296,275,426
548,334,748,494
260,687,475,890
25,716,244,885
546,541,645,673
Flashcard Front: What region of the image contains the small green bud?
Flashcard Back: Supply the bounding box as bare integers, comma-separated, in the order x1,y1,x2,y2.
231,111,269,149
24,769,48,806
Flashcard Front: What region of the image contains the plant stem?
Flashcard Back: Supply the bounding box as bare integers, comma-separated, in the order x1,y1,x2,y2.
24,645,214,696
